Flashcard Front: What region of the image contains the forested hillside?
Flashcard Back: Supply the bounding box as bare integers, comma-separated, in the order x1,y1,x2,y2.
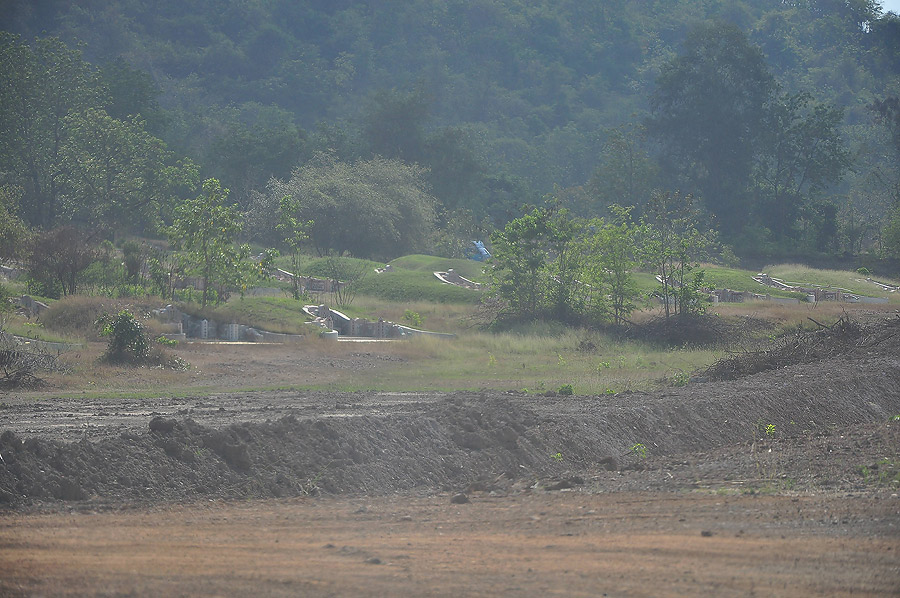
1,0,899,259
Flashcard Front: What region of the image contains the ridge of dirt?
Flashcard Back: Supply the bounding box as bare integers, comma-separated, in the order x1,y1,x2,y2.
1,318,899,509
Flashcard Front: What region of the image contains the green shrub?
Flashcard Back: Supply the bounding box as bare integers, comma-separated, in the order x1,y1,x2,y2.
97,310,151,364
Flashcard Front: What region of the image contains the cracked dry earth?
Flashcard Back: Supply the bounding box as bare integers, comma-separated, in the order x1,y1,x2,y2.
1,320,900,596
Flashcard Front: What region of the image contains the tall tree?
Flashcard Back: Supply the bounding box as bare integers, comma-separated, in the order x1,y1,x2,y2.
0,185,30,262
0,34,96,228
488,206,554,321
588,123,658,218
640,191,714,319
59,108,198,232
648,22,775,234
265,153,436,260
582,206,643,326
753,92,850,243
27,225,100,297
168,178,250,307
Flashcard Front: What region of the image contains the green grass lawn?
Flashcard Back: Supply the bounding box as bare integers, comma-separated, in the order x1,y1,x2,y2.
352,269,482,304
325,329,722,395
181,296,314,334
389,254,488,281
764,263,900,299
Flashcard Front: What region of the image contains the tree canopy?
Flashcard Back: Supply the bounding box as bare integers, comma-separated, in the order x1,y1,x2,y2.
1,1,899,260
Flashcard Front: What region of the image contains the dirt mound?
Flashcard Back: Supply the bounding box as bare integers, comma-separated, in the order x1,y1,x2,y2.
2,317,899,508
0,396,581,506
3,352,899,508
702,315,900,381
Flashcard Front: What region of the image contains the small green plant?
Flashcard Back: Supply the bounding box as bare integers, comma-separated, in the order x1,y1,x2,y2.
550,452,563,462
630,443,648,459
765,423,776,437
97,310,151,364
890,414,900,422
671,371,689,387
558,383,574,396
557,353,567,366
488,353,497,367
403,309,423,327
597,361,611,371
859,458,900,488
156,335,178,347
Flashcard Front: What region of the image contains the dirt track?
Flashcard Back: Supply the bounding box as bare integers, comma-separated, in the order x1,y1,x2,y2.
3,492,898,597
1,318,900,596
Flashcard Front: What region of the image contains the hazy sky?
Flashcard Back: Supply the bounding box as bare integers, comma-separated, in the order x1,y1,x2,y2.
882,0,900,14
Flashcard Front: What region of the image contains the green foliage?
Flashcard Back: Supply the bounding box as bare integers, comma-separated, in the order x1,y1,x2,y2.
155,335,178,347
121,240,145,284
403,310,423,328
649,22,775,235
0,34,197,231
2,5,898,261
581,206,644,325
263,153,436,260
277,195,313,300
97,310,150,364
640,191,715,318
59,108,198,232
587,124,659,217
0,185,30,262
168,179,251,307
489,205,573,321
670,371,690,387
557,383,574,396
630,443,648,459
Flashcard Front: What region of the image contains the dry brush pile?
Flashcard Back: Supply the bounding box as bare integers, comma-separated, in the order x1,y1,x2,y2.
702,315,900,381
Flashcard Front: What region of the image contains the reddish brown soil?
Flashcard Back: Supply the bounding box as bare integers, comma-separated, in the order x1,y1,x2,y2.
2,491,898,598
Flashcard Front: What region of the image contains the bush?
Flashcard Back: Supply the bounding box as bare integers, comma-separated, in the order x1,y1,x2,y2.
97,310,151,364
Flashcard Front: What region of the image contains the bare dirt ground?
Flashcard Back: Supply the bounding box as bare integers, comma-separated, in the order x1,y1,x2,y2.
1,317,899,596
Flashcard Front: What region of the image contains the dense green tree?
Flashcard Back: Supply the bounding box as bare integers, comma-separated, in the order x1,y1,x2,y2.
3,2,899,260
582,206,643,326
265,153,436,260
27,225,100,297
870,96,900,205
58,108,198,232
362,89,430,164
640,191,715,319
587,123,658,218
488,206,555,321
97,57,166,132
648,22,775,234
168,178,250,307
753,92,850,243
0,34,97,228
205,104,307,208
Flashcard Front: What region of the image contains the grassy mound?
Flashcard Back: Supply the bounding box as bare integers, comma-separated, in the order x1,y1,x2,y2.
180,297,313,335
389,254,487,281
354,269,482,304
